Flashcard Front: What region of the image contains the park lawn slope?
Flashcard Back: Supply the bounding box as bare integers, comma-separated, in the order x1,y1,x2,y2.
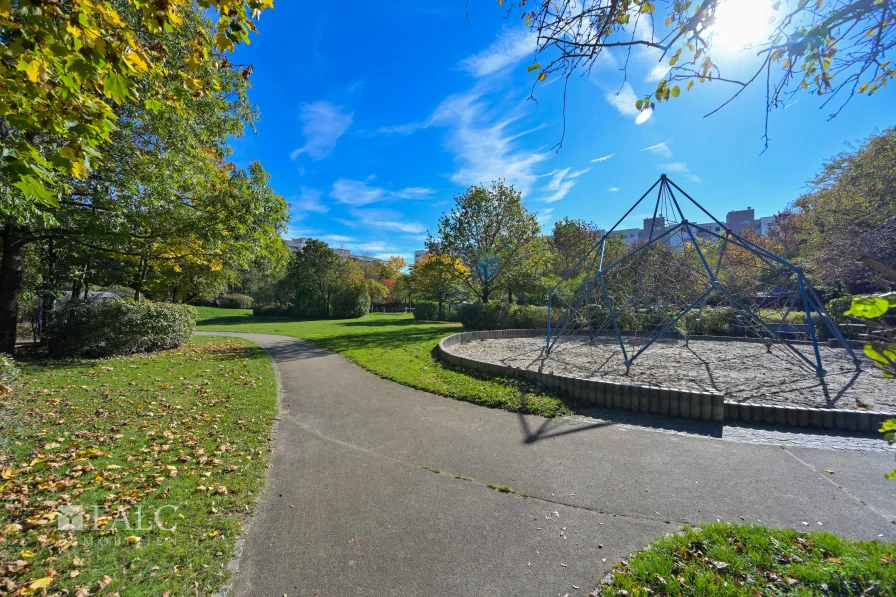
195,307,569,417
0,337,277,597
597,523,896,596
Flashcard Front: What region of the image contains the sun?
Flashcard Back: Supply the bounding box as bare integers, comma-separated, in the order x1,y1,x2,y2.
707,0,777,50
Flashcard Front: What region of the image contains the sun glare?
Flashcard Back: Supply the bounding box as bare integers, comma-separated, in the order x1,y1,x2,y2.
708,0,776,50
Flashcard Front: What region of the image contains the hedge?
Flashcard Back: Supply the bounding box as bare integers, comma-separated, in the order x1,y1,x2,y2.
332,285,371,319
217,293,254,309
412,301,440,321
458,303,560,330
47,300,196,358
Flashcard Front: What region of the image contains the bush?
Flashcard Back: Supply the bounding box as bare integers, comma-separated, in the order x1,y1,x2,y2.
217,293,254,309
47,300,196,358
681,307,736,336
825,296,853,324
0,355,21,390
253,304,291,317
458,302,557,330
332,285,370,319
445,310,461,322
413,301,440,321
100,284,136,301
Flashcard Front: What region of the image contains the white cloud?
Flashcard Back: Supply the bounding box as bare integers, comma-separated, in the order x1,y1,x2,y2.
591,154,615,163
353,241,399,254
537,207,555,224
539,167,591,203
659,162,701,183
321,234,356,243
330,178,436,206
605,83,653,124
606,83,640,117
608,187,620,192
376,122,426,135
429,90,550,197
290,101,353,160
640,140,673,158
338,208,428,235
293,187,329,214
330,178,386,206
646,63,669,82
459,27,537,77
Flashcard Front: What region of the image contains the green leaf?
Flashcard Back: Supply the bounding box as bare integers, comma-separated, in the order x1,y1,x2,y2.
671,85,681,97
103,72,130,105
845,296,889,319
13,175,59,207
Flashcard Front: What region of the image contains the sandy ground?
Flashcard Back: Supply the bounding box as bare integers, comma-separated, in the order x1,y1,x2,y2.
451,336,896,411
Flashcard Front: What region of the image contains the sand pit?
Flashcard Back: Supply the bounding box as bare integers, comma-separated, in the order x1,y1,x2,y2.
451,336,895,411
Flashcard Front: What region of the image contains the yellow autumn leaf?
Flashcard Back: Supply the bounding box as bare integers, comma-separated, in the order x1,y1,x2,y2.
1,467,16,479
21,549,36,558
2,523,22,535
0,0,11,18
126,535,141,544
527,62,542,73
72,161,88,180
21,577,53,595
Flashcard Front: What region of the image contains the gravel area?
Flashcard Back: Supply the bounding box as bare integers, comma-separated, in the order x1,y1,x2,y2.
452,337,896,412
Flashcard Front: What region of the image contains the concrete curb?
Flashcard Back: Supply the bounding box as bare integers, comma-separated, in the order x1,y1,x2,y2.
436,329,894,435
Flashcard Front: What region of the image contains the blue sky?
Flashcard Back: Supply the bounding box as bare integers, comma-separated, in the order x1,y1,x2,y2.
228,1,894,263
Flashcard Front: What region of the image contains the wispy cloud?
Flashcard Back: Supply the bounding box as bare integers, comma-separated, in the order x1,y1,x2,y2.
537,206,555,225
608,187,620,192
337,208,428,234
290,101,354,160
538,167,591,203
640,140,673,158
646,63,669,81
293,187,329,214
329,178,436,206
459,27,537,77
605,82,653,125
376,121,426,135
659,162,701,183
591,153,615,163
321,234,356,243
429,89,550,196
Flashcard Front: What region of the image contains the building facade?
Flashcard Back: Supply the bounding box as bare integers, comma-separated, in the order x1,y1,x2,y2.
602,208,780,247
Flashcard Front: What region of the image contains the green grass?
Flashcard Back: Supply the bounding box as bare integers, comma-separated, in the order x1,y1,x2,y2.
195,307,570,417
597,523,896,596
0,337,277,596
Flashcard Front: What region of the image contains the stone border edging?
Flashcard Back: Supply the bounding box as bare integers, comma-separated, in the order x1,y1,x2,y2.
436,329,894,434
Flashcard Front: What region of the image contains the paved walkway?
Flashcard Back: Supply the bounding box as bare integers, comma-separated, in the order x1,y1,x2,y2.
197,332,896,597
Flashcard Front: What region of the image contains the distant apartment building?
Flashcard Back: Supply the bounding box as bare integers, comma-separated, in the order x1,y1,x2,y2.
601,207,780,247
286,237,380,266
414,242,442,264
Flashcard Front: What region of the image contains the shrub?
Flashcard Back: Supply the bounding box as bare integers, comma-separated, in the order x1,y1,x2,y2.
100,284,136,301
253,304,291,317
47,300,196,358
825,296,853,324
445,310,462,322
413,301,440,321
459,302,558,330
332,284,370,319
0,355,21,390
684,307,736,336
217,293,254,309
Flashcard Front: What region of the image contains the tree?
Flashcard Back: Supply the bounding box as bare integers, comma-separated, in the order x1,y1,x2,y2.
280,239,349,318
551,217,600,275
0,6,287,354
792,126,896,291
0,0,272,208
434,181,540,303
501,0,895,145
411,254,469,319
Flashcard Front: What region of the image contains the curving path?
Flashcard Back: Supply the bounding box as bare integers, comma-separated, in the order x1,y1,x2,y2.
196,332,896,597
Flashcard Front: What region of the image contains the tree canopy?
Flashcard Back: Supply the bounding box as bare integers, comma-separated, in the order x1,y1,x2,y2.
502,0,895,145
0,0,272,208
433,181,541,303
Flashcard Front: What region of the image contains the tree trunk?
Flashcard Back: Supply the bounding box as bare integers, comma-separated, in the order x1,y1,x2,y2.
83,257,91,298
482,283,490,303
134,255,148,302
438,298,444,321
0,225,28,355
508,286,513,304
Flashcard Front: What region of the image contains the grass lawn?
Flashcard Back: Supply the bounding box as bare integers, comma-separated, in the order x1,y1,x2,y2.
598,523,896,596
0,337,277,596
195,307,570,417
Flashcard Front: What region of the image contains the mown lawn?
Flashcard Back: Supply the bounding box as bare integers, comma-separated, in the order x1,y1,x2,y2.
195,307,570,417
0,337,277,596
598,523,896,596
